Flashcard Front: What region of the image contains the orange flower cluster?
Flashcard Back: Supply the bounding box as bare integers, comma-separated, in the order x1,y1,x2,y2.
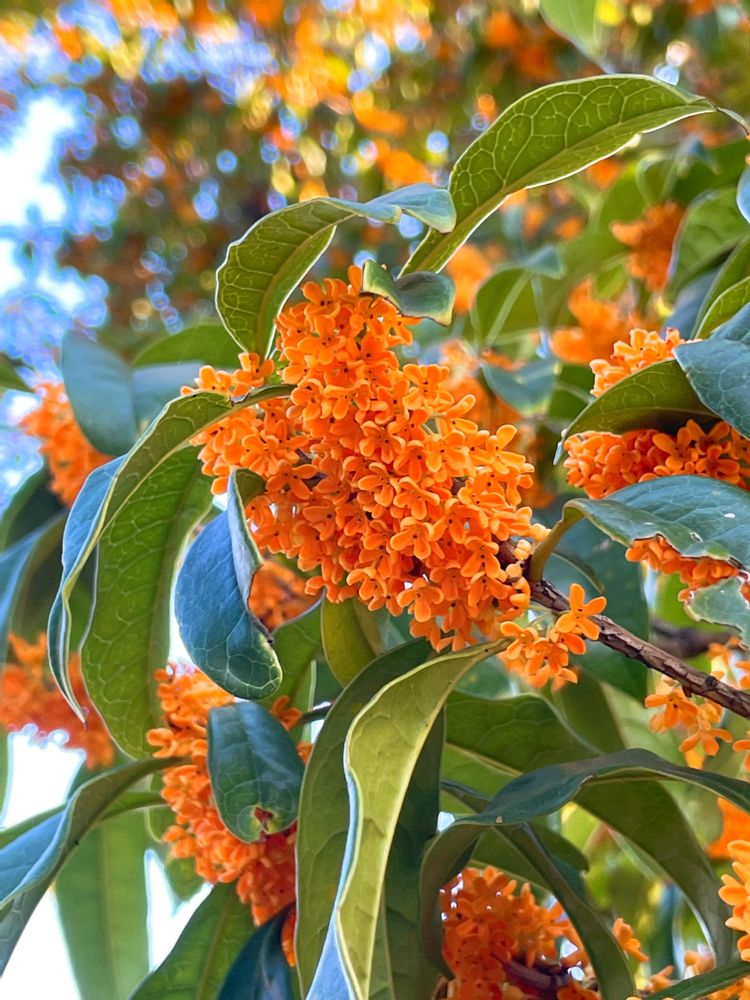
147,666,309,959
189,266,544,652
249,560,314,631
645,676,731,763
611,202,683,291
20,381,109,506
482,9,559,81
0,633,114,768
683,949,750,1000
499,583,606,690
719,840,750,961
627,535,740,601
550,281,646,366
590,327,684,397
440,865,591,999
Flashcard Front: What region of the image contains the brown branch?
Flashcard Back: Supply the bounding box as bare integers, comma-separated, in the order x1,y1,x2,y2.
529,578,750,719
650,619,735,660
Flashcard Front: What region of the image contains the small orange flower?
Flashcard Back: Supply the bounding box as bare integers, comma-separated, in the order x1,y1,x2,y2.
645,676,731,763
709,799,750,859
590,327,685,397
719,840,750,961
551,282,646,366
553,583,606,641
612,917,648,963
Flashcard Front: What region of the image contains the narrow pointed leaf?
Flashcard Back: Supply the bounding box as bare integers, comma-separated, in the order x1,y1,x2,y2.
404,76,715,275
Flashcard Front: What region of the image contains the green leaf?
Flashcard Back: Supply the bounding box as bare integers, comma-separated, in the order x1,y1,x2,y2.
130,885,253,1000
649,958,750,1000
208,701,304,842
1,515,64,663
444,693,734,961
175,470,281,700
538,0,603,61
675,331,750,439
48,388,285,714
56,809,150,999
295,639,430,993
688,576,750,644
132,321,242,371
692,233,750,335
81,451,212,756
481,357,557,416
562,360,714,438
131,364,206,429
668,188,749,296
0,470,62,551
321,599,381,686
404,75,715,275
504,826,635,999
468,265,542,352
566,475,750,569
0,357,30,393
360,261,454,326
61,331,137,455
693,274,750,339
317,642,500,1000
217,908,292,1000
269,601,321,709
0,756,171,971
217,185,455,357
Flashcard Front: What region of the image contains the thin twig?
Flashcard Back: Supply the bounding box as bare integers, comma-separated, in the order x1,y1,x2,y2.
530,578,750,719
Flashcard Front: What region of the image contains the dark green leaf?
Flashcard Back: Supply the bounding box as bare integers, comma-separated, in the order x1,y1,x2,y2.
208,701,304,842
81,451,212,756
566,476,750,569
482,358,556,415
217,185,455,356
295,639,430,993
404,76,715,275
0,757,171,971
361,261,454,326
668,188,748,296
563,360,714,438
688,577,750,644
175,471,281,700
56,809,150,999
675,333,750,439
692,233,750,335
61,330,137,455
217,908,292,1000
693,275,750,339
132,321,242,371
0,358,30,392
131,364,206,428
0,470,61,551
130,885,253,999
650,958,750,1000
269,600,321,709
469,265,542,350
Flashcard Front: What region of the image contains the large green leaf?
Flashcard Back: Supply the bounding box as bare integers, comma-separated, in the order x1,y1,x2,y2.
217,909,292,1000
0,470,61,551
48,387,285,714
216,185,455,357
314,642,500,1000
692,233,750,335
668,187,749,296
0,515,63,663
130,885,253,1000
693,275,750,339
503,826,635,999
0,757,171,970
132,321,242,371
675,327,750,439
61,330,137,455
538,0,603,62
563,360,714,438
269,600,321,708
175,470,281,700
688,577,750,645
649,958,750,999
567,476,750,568
321,599,380,686
56,809,150,999
295,640,430,993
81,452,212,756
444,693,735,961
208,701,304,842
403,76,715,275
